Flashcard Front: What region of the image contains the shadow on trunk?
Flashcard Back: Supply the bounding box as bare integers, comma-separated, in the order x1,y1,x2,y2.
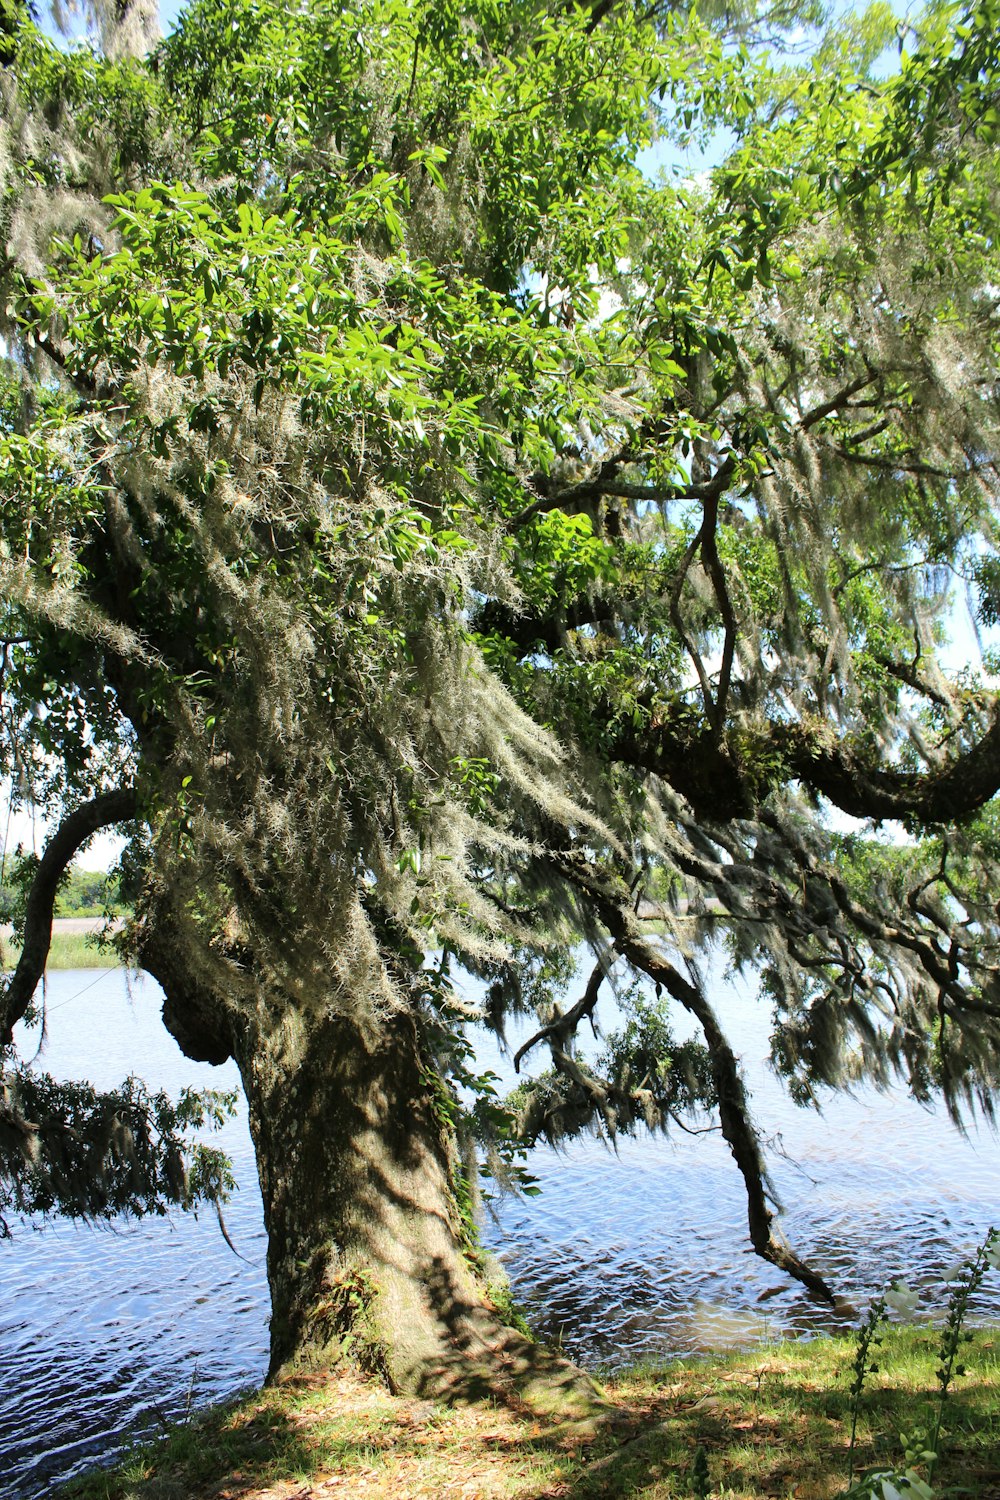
404,1250,606,1416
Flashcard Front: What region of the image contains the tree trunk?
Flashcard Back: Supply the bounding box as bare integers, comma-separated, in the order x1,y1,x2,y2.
229,995,600,1411
139,899,603,1412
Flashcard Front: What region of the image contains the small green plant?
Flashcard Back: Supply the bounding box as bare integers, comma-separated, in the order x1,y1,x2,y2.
847,1293,887,1484
846,1452,934,1500
927,1227,1000,1485
690,1442,711,1499
845,1227,999,1500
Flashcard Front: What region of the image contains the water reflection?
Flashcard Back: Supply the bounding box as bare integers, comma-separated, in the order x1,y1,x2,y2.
0,966,998,1498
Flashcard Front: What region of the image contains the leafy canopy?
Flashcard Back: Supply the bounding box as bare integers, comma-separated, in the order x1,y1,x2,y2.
1,0,1000,1266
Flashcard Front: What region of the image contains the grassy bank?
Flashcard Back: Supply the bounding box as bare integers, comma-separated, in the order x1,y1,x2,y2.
1,927,122,970
60,1324,1000,1500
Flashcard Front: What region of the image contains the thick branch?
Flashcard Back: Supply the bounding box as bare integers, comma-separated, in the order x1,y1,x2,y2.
1,787,137,1045
609,702,1000,828
609,709,755,820
777,716,1000,824
553,853,837,1303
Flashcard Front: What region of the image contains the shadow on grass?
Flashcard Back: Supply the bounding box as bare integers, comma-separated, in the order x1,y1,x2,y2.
56,1382,698,1500
58,1331,1000,1500
58,1395,318,1500
559,1334,1000,1500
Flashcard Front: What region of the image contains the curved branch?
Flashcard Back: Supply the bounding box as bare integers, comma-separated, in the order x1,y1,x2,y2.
553,852,837,1304
611,705,1000,828
1,787,138,1046
514,960,604,1072
778,716,1000,824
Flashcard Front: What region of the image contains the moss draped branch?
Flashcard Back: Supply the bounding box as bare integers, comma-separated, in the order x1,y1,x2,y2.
552,851,837,1303
776,718,1000,825
607,708,1000,828
1,786,138,1047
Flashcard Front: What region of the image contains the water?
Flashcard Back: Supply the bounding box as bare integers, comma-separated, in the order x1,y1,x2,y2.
0,970,269,1499
1,965,998,1498
479,974,1000,1367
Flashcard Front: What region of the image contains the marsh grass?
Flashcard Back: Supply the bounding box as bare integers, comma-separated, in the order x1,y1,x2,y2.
1,927,121,971
58,1324,1000,1500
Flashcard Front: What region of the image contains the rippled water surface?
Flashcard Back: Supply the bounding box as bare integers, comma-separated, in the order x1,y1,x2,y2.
1,965,998,1498
1,970,269,1499
479,979,1000,1367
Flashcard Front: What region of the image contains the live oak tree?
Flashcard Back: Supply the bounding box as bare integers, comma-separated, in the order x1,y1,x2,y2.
3,0,1000,1400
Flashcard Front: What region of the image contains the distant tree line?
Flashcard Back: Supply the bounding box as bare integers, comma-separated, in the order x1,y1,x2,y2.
0,862,123,923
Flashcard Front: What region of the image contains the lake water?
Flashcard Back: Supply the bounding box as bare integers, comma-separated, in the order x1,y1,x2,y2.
1,964,998,1499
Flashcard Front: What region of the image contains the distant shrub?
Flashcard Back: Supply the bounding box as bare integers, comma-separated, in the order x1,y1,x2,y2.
0,861,124,922
54,865,124,918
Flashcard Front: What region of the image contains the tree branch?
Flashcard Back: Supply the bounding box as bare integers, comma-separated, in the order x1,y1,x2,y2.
1,787,138,1046
609,701,1000,829
552,853,837,1303
777,715,1000,824
697,488,737,736
514,960,604,1072
508,451,735,530
798,371,878,430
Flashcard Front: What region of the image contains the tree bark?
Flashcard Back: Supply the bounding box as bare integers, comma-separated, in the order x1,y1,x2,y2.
1,787,137,1047
124,883,606,1412
228,990,601,1412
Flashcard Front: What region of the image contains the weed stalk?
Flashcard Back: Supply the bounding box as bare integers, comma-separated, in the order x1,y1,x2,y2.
927,1227,999,1483
848,1294,887,1484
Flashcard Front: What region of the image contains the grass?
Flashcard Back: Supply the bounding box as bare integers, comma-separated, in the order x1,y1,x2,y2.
58,1323,1000,1500
1,928,122,970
